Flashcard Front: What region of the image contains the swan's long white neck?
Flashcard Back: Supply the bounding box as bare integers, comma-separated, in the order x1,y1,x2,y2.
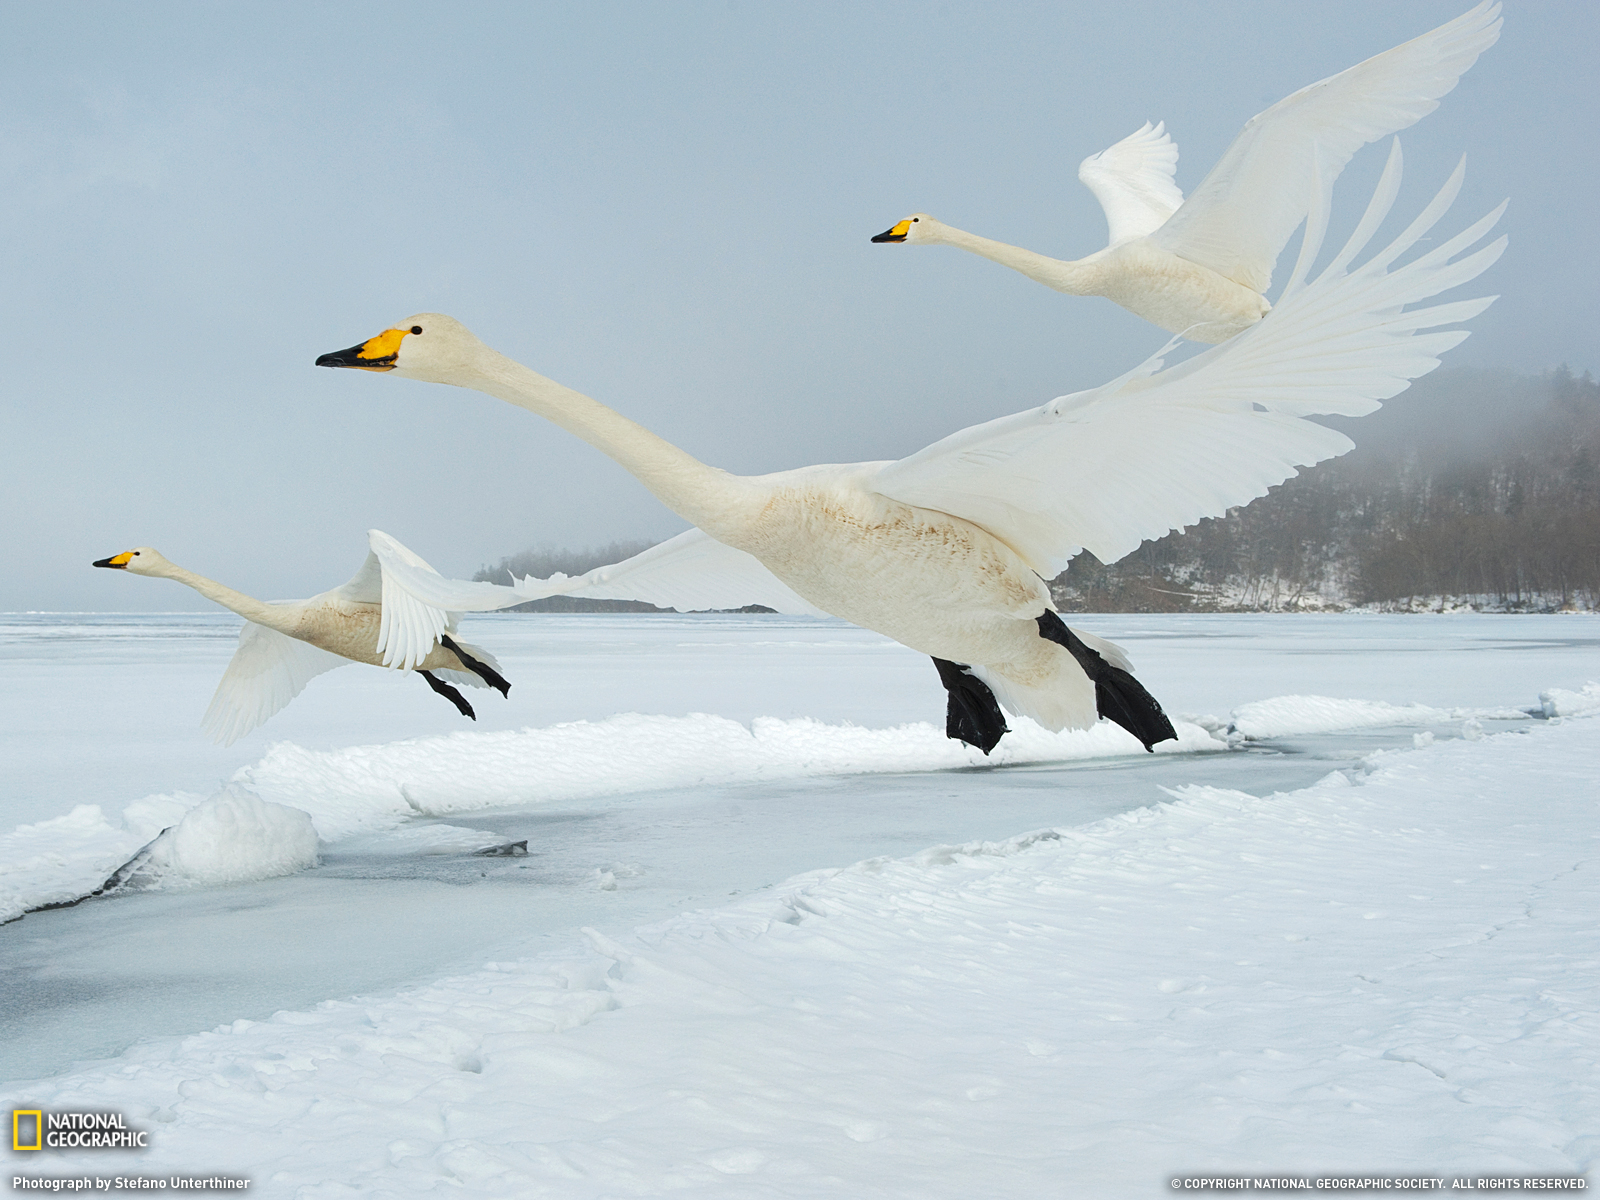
151,562,295,632
929,221,1100,296
451,347,760,536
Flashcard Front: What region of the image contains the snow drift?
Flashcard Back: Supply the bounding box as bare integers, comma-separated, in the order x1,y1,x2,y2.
1229,692,1530,737
105,786,319,892
233,712,1223,841
1541,681,1600,719
5,708,1595,1192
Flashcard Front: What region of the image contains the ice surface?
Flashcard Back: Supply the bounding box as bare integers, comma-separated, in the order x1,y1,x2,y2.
4,713,1595,1194
3,611,1598,1187
5,611,1596,831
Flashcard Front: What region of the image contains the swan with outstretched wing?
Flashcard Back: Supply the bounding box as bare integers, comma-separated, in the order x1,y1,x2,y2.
871,2,1500,342
92,530,510,745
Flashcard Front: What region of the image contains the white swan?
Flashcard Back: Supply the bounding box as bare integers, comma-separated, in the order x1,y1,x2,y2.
871,2,1500,342
92,530,510,745
318,145,1502,755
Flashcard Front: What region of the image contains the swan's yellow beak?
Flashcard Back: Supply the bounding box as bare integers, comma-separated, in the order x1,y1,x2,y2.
315,327,409,372
93,551,135,569
871,219,912,244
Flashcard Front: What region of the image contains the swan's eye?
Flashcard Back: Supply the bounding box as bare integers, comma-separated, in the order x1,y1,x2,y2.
410,326,423,335
912,218,919,223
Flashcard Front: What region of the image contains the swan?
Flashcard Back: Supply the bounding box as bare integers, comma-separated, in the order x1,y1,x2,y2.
92,530,511,745
871,2,1500,342
317,144,1502,755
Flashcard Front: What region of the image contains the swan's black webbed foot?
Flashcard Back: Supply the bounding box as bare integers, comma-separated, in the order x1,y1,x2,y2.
440,634,512,698
932,658,1010,755
420,669,476,719
1036,611,1176,752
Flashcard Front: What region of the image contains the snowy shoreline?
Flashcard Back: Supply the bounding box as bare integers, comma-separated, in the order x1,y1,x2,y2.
4,612,1597,1193
4,713,1595,1194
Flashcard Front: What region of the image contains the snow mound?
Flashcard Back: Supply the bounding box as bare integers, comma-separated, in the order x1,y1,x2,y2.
108,786,319,891
234,712,1224,841
1230,693,1530,738
1540,682,1600,719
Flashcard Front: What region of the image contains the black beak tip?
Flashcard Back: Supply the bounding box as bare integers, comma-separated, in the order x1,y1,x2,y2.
314,351,342,368
92,557,122,569
871,228,906,244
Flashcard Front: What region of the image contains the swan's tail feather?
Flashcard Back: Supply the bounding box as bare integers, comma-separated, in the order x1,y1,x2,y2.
932,658,1010,755
1036,612,1177,752
420,670,477,720
439,635,511,697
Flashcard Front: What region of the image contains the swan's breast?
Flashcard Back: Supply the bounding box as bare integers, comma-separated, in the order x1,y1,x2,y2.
290,602,386,666
732,480,1051,663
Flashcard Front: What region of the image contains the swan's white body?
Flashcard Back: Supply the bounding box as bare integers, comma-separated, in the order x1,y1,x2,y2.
93,532,506,745
874,2,1500,342
325,145,1503,738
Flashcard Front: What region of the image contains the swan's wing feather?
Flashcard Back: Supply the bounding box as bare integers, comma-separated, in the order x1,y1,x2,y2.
201,614,349,747
873,157,1503,577
514,529,830,617
1149,1,1500,291
365,530,484,671
331,550,384,605
1077,121,1185,247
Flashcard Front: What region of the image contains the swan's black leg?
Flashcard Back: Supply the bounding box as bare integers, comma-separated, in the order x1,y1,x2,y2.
420,669,476,720
440,634,512,698
1036,611,1176,752
931,657,1010,755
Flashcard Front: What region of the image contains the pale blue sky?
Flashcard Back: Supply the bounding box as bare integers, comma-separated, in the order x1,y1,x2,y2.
3,1,1592,611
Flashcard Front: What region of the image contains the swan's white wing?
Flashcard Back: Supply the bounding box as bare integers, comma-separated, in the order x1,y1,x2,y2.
1077,122,1185,247
514,529,830,617
201,613,349,747
366,528,829,618
363,530,484,671
873,148,1504,577
1149,1,1500,292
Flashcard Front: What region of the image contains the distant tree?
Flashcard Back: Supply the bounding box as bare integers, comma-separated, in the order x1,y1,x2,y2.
1051,367,1600,613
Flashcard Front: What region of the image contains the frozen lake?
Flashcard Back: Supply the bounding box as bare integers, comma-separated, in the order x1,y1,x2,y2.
2,611,1593,1085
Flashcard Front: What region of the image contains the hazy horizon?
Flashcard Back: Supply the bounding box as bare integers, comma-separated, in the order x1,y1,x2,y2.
5,1,1595,612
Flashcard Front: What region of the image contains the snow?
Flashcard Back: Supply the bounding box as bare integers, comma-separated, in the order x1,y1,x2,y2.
107,785,319,891
235,711,1221,841
4,716,1596,1194
1542,681,1600,719
1229,693,1532,738
2,611,1597,1193
0,786,321,924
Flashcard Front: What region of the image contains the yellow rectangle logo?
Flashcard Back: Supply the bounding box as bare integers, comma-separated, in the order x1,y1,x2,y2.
12,1109,42,1151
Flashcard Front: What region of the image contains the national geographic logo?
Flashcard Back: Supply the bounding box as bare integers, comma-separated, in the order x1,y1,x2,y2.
12,1110,149,1151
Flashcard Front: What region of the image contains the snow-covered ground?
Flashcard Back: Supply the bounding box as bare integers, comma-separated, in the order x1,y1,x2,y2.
2,612,1596,1194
